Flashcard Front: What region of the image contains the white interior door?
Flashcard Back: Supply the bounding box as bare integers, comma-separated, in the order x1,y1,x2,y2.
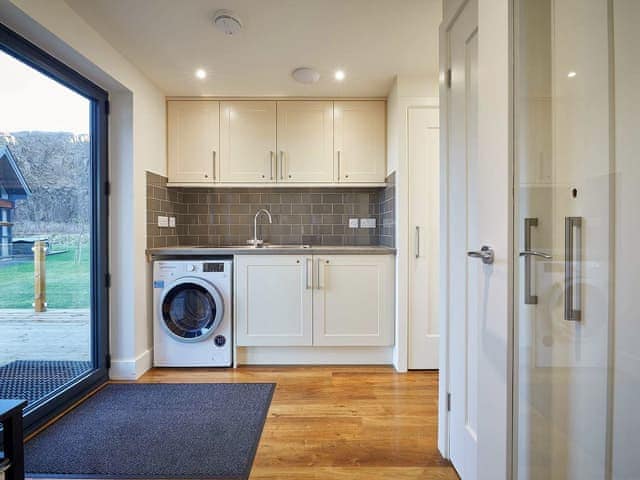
408,107,440,369
446,0,479,477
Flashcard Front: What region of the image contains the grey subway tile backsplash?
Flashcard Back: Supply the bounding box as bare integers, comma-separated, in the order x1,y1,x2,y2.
379,171,396,248
146,171,396,249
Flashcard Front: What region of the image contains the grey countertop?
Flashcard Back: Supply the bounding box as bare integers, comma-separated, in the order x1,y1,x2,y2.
147,245,396,256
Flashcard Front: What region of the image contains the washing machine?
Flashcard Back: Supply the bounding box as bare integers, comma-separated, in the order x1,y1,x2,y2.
153,259,232,367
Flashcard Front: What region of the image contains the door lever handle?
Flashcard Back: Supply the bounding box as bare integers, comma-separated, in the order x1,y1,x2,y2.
467,246,495,264
519,250,552,259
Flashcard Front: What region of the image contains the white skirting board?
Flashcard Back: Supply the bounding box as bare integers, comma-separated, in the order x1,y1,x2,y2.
235,346,394,366
108,348,153,380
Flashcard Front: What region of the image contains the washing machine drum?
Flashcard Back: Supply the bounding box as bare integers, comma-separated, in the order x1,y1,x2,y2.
160,278,224,341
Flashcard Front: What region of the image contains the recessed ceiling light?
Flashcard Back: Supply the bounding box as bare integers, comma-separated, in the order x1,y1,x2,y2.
195,68,207,79
334,70,346,81
567,71,577,78
213,10,243,36
292,67,320,84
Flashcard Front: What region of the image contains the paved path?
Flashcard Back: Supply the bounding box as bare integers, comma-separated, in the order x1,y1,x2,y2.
0,309,90,365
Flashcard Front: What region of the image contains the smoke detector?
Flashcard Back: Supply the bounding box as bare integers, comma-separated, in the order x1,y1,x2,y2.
213,10,243,35
292,67,320,84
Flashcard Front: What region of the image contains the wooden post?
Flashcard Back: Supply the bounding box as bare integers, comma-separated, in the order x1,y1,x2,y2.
33,240,47,312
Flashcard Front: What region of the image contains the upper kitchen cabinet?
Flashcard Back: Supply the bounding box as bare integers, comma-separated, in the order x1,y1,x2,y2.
166,99,387,186
276,101,334,183
334,100,387,183
219,101,277,183
167,100,219,183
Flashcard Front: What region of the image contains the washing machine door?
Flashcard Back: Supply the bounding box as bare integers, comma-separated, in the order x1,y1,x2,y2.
159,277,224,342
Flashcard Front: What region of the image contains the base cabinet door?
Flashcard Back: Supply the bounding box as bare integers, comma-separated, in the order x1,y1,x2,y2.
235,255,313,346
313,255,394,346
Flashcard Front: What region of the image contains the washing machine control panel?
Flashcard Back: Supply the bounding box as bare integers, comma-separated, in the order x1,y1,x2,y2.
203,263,225,273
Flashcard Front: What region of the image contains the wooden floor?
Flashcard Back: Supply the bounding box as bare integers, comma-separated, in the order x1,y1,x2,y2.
136,366,457,480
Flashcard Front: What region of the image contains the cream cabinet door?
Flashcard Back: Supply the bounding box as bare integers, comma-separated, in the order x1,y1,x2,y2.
334,101,387,183
235,255,313,346
167,100,219,183
276,101,334,183
313,255,394,346
220,101,276,183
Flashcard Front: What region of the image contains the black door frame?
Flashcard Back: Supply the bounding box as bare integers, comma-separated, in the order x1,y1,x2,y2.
0,22,110,434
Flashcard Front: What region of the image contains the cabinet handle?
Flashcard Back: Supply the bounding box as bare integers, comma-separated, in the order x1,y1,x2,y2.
269,151,275,180
317,258,326,289
305,257,313,289
564,216,582,321
337,151,341,181
280,151,285,180
212,150,216,181
415,226,420,258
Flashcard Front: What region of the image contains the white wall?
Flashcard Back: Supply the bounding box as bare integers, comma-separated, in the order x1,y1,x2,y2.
0,0,167,379
387,75,439,372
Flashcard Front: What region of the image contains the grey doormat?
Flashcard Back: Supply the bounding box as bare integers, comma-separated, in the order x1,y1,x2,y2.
0,360,92,404
25,383,276,480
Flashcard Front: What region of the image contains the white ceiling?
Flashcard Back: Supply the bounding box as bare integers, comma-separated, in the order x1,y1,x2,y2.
64,0,441,97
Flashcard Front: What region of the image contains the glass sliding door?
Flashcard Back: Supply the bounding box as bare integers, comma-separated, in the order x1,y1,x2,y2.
513,0,640,478
0,23,108,432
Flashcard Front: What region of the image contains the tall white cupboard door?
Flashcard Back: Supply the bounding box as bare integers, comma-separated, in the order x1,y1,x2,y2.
276,101,334,183
408,107,440,369
167,100,219,183
219,101,276,183
334,101,386,183
313,255,394,346
235,255,313,346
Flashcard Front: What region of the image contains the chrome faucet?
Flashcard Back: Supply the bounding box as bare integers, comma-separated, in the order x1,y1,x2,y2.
249,208,272,247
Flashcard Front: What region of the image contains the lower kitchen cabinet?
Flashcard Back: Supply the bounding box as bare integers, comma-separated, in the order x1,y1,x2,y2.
235,255,313,346
313,255,395,346
234,254,394,347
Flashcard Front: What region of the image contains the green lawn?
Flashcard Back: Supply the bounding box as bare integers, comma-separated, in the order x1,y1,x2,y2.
0,246,90,309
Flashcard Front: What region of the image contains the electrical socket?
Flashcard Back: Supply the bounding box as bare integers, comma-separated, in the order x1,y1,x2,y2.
157,216,169,228
348,218,359,228
360,218,376,228
169,217,176,228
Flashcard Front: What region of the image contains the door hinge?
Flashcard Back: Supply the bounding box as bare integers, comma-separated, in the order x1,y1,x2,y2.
447,392,451,411
105,100,110,115
106,354,111,369
105,273,111,288
446,68,452,89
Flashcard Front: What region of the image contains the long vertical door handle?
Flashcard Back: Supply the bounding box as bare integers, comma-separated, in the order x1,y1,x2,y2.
564,216,582,321
415,226,420,258
337,151,341,181
212,150,216,181
522,218,538,304
305,257,313,289
280,151,285,180
269,151,275,180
